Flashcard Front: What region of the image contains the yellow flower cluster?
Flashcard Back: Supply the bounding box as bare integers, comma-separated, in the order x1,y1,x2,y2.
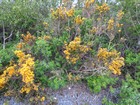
96,3,110,14
116,23,123,28
64,37,90,64
107,18,114,31
16,42,25,49
51,7,74,19
21,32,36,43
90,26,97,34
117,10,124,20
116,23,123,33
14,50,25,58
14,50,38,93
43,22,49,28
66,8,74,17
40,96,45,101
75,16,84,25
97,48,124,75
108,57,124,75
0,66,16,89
97,48,111,60
20,85,32,94
51,7,66,19
0,50,38,93
29,96,46,102
85,0,95,8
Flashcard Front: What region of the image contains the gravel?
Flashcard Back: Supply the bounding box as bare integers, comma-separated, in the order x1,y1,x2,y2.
0,83,109,105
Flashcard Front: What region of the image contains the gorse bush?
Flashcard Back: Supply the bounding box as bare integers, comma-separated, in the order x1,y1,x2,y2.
1,0,139,104
0,0,124,87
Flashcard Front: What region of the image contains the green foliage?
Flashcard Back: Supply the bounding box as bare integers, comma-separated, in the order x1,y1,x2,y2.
0,0,140,103
124,50,140,82
118,0,140,49
118,74,140,105
0,0,44,39
0,46,15,67
33,39,52,60
86,75,118,93
33,36,68,86
102,97,117,105
34,60,48,85
48,76,67,90
125,50,140,67
102,74,140,105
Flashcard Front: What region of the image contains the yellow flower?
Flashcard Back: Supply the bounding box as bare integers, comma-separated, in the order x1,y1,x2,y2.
21,32,36,43
68,73,73,81
116,23,123,28
25,58,35,67
96,3,110,14
20,86,32,94
107,18,114,31
40,97,45,101
64,37,90,64
51,7,66,19
14,50,25,58
97,48,124,75
0,77,6,89
16,42,25,49
0,50,37,93
43,22,49,28
64,50,70,55
90,27,97,34
97,48,109,60
108,57,124,75
66,8,74,17
85,1,90,8
75,16,84,25
18,67,34,84
33,84,39,91
7,66,15,77
43,35,51,40
117,10,124,20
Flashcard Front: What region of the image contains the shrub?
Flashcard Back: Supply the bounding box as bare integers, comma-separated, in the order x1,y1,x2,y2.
102,74,140,105
86,75,118,93
0,46,15,67
48,76,67,90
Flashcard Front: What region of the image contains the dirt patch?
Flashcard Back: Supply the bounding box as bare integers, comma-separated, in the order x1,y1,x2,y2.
0,83,110,105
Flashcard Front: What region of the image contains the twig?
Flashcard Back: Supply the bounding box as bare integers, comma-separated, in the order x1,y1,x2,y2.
5,30,13,41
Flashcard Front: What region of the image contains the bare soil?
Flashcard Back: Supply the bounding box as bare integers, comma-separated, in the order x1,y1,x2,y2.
0,83,112,105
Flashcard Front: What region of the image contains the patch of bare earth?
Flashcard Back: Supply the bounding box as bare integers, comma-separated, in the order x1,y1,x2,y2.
49,83,108,105
0,83,112,105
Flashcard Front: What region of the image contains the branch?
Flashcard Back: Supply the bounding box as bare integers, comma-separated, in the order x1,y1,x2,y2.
2,21,5,39
68,66,107,75
5,30,13,41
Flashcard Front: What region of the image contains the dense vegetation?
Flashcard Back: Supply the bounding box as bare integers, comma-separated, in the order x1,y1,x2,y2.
0,0,140,104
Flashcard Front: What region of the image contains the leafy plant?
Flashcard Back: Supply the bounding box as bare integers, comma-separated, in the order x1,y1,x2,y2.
124,49,140,80
0,46,15,67
34,60,48,85
86,75,118,93
102,74,140,105
48,76,67,90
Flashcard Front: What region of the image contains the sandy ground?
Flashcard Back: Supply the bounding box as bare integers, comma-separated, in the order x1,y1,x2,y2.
0,83,110,105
